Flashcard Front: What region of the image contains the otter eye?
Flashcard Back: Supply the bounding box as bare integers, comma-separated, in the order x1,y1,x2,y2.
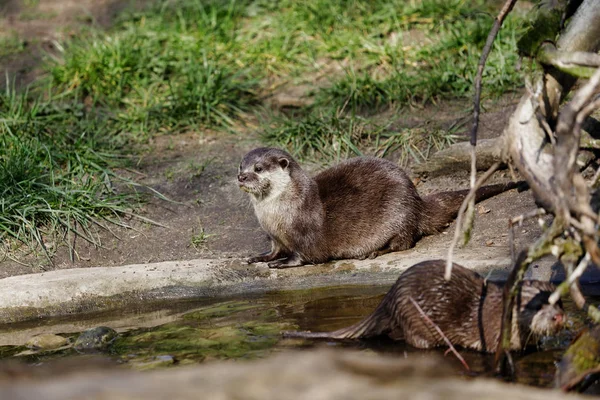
525,293,547,311
254,165,263,173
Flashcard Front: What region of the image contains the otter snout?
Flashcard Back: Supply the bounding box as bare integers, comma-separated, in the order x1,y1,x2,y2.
529,303,566,337
238,173,250,182
237,172,259,193
553,311,565,326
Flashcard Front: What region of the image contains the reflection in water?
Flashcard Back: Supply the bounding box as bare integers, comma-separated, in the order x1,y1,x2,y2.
0,284,590,387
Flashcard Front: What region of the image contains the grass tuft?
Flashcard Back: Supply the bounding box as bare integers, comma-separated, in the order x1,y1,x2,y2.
0,33,26,57
314,2,525,111
0,86,138,261
262,109,456,164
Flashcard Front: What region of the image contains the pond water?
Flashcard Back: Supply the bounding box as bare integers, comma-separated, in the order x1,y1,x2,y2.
0,284,592,387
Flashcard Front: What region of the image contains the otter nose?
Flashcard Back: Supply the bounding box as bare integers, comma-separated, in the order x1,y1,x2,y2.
238,173,248,182
553,313,564,325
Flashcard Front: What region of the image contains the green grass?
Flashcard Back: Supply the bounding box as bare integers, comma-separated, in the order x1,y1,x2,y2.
262,109,457,164
191,225,215,250
313,1,525,111
0,86,139,261
50,30,259,138
1,0,529,259
0,34,26,58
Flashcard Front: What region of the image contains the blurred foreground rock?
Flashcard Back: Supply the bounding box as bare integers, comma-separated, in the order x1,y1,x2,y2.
557,325,600,392
0,349,588,400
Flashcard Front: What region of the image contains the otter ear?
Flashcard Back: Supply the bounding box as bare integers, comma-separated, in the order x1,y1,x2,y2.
278,158,289,170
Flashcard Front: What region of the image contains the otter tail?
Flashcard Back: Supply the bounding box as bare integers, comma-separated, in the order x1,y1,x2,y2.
419,181,527,235
282,303,391,340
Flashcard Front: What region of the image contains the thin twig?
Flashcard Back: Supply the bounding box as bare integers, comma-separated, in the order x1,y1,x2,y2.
549,252,590,305
461,0,518,276
526,78,557,145
447,0,518,282
409,296,470,371
509,209,547,226
445,162,501,280
470,0,518,147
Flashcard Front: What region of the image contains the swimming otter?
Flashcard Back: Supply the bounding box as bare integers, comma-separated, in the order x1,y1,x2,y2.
238,147,521,268
283,260,565,352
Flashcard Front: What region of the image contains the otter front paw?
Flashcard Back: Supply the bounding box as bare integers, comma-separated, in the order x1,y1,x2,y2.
247,255,266,264
247,249,277,264
267,256,304,269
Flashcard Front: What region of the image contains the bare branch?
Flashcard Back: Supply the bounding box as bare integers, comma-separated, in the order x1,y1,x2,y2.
470,0,518,147
457,0,519,273
538,44,600,78
495,0,600,375
509,209,547,226
445,162,501,280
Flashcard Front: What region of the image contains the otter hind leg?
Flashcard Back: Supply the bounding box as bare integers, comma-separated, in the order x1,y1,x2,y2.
367,233,417,259
367,247,393,259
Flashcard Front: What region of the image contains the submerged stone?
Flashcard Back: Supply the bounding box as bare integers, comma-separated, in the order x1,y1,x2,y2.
25,334,69,350
74,326,118,353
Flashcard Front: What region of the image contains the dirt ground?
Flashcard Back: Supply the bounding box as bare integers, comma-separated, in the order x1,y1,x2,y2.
0,1,546,279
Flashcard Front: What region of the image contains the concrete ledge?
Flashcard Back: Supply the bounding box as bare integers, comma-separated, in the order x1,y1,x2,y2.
0,254,518,324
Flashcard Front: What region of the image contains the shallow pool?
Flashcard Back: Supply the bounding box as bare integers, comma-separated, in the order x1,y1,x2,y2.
0,284,591,388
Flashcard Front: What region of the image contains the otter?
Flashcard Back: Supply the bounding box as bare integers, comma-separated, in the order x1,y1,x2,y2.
238,147,522,268
283,260,565,352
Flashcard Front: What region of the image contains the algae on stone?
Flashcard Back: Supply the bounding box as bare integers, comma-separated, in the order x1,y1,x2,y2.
112,300,292,365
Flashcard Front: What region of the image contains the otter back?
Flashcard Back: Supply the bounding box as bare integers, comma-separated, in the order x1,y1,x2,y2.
283,260,564,352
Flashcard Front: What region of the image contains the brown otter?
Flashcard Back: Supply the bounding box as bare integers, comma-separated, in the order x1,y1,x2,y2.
283,260,565,352
238,147,522,268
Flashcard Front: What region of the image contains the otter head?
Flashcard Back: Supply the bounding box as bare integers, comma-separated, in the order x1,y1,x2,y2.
237,147,295,200
517,281,565,339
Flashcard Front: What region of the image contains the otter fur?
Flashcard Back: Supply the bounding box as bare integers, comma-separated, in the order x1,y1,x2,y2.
238,147,522,268
283,260,565,352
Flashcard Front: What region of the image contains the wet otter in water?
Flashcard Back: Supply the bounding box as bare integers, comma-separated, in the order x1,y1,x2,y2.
237,147,522,268
283,260,565,352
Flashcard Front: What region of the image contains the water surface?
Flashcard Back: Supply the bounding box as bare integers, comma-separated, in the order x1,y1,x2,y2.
0,284,590,387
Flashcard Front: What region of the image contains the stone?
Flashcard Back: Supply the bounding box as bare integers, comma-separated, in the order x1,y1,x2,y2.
25,334,69,350
74,327,118,353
